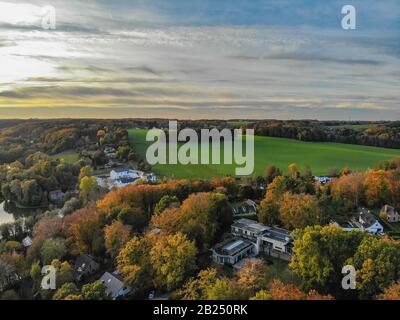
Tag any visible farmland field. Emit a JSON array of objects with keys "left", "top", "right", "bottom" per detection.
[
  {"left": 50, "top": 151, "right": 79, "bottom": 164},
  {"left": 129, "top": 129, "right": 400, "bottom": 179}
]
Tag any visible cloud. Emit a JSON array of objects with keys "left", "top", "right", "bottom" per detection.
[{"left": 0, "top": 1, "right": 399, "bottom": 120}]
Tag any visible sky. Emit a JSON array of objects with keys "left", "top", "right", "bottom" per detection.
[{"left": 0, "top": 0, "right": 399, "bottom": 120}]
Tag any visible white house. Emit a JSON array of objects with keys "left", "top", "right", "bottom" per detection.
[
  {"left": 231, "top": 218, "right": 269, "bottom": 244},
  {"left": 211, "top": 238, "right": 256, "bottom": 265},
  {"left": 212, "top": 219, "right": 293, "bottom": 266},
  {"left": 110, "top": 168, "right": 142, "bottom": 180},
  {"left": 113, "top": 178, "right": 137, "bottom": 188},
  {"left": 337, "top": 209, "right": 384, "bottom": 235},
  {"left": 314, "top": 176, "right": 334, "bottom": 184}
]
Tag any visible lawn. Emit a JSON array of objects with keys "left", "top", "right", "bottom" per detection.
[
  {"left": 50, "top": 150, "right": 79, "bottom": 164},
  {"left": 227, "top": 121, "right": 254, "bottom": 127},
  {"left": 129, "top": 129, "right": 400, "bottom": 179}
]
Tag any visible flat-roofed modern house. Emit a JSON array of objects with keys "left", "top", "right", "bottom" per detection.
[
  {"left": 212, "top": 218, "right": 293, "bottom": 266},
  {"left": 231, "top": 218, "right": 269, "bottom": 243},
  {"left": 258, "top": 226, "right": 293, "bottom": 261},
  {"left": 211, "top": 238, "right": 256, "bottom": 265}
]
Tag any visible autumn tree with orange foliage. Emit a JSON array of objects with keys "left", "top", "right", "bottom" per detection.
[
  {"left": 151, "top": 192, "right": 232, "bottom": 253},
  {"left": 279, "top": 192, "right": 320, "bottom": 229},
  {"left": 97, "top": 179, "right": 214, "bottom": 218},
  {"left": 62, "top": 207, "right": 105, "bottom": 256},
  {"left": 330, "top": 172, "right": 365, "bottom": 210},
  {"left": 236, "top": 259, "right": 270, "bottom": 296},
  {"left": 364, "top": 170, "right": 390, "bottom": 207},
  {"left": 258, "top": 176, "right": 286, "bottom": 225},
  {"left": 104, "top": 221, "right": 131, "bottom": 257},
  {"left": 251, "top": 280, "right": 333, "bottom": 300},
  {"left": 376, "top": 282, "right": 400, "bottom": 300}
]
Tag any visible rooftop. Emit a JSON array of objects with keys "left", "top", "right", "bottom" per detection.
[
  {"left": 99, "top": 271, "right": 125, "bottom": 295},
  {"left": 112, "top": 168, "right": 131, "bottom": 173},
  {"left": 117, "top": 177, "right": 137, "bottom": 184},
  {"left": 213, "top": 237, "right": 254, "bottom": 256},
  {"left": 232, "top": 218, "right": 269, "bottom": 234},
  {"left": 352, "top": 209, "right": 377, "bottom": 229},
  {"left": 262, "top": 227, "right": 292, "bottom": 243},
  {"left": 74, "top": 254, "right": 98, "bottom": 270},
  {"left": 231, "top": 200, "right": 257, "bottom": 215}
]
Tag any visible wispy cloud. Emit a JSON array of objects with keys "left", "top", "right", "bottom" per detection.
[{"left": 0, "top": 1, "right": 399, "bottom": 120}]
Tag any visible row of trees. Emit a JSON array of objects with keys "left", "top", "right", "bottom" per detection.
[
  {"left": 254, "top": 120, "right": 400, "bottom": 149},
  {"left": 258, "top": 162, "right": 400, "bottom": 231}
]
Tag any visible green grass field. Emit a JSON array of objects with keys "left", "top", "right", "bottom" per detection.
[
  {"left": 129, "top": 129, "right": 400, "bottom": 179},
  {"left": 50, "top": 151, "right": 79, "bottom": 164}
]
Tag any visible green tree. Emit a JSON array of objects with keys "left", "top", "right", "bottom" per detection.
[
  {"left": 206, "top": 278, "right": 244, "bottom": 300},
  {"left": 79, "top": 165, "right": 92, "bottom": 180},
  {"left": 154, "top": 195, "right": 179, "bottom": 215},
  {"left": 150, "top": 232, "right": 197, "bottom": 291},
  {"left": 30, "top": 261, "right": 41, "bottom": 282},
  {"left": 79, "top": 176, "right": 100, "bottom": 203},
  {"left": 53, "top": 283, "right": 79, "bottom": 300},
  {"left": 117, "top": 236, "right": 153, "bottom": 291},
  {"left": 290, "top": 225, "right": 366, "bottom": 298},
  {"left": 349, "top": 237, "right": 400, "bottom": 299},
  {"left": 51, "top": 259, "right": 74, "bottom": 287},
  {"left": 40, "top": 239, "right": 66, "bottom": 265},
  {"left": 176, "top": 268, "right": 218, "bottom": 300},
  {"left": 4, "top": 241, "right": 23, "bottom": 253},
  {"left": 81, "top": 280, "right": 110, "bottom": 300}
]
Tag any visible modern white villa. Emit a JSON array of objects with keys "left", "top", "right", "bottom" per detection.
[{"left": 211, "top": 218, "right": 293, "bottom": 266}]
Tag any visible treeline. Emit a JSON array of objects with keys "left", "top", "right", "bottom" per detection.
[
  {"left": 254, "top": 120, "right": 400, "bottom": 149},
  {"left": 0, "top": 119, "right": 132, "bottom": 164},
  {"left": 258, "top": 162, "right": 400, "bottom": 233},
  {"left": 2, "top": 119, "right": 400, "bottom": 166}
]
